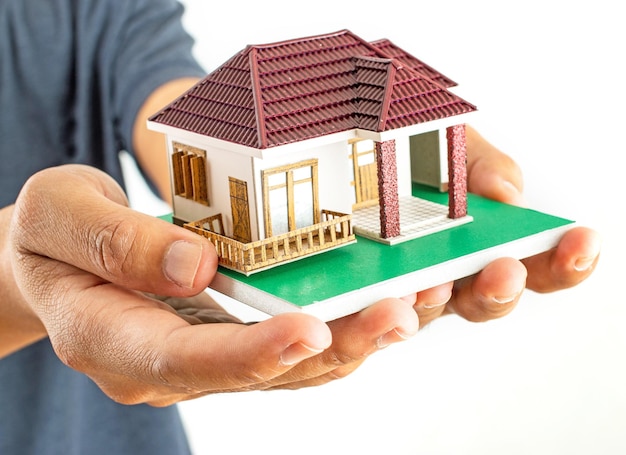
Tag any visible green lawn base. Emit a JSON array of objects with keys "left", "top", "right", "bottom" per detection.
[{"left": 168, "top": 185, "right": 575, "bottom": 321}]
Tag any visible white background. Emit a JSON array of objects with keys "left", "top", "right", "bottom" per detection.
[{"left": 126, "top": 1, "right": 625, "bottom": 453}]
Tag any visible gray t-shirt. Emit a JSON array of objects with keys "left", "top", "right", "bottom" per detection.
[{"left": 0, "top": 0, "right": 205, "bottom": 453}]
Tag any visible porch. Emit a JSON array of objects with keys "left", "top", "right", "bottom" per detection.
[{"left": 352, "top": 195, "right": 473, "bottom": 245}]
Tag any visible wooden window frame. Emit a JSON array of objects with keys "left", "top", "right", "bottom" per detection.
[
  {"left": 261, "top": 159, "right": 319, "bottom": 237},
  {"left": 171, "top": 142, "right": 209, "bottom": 205}
]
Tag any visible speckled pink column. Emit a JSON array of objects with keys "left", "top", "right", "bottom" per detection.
[
  {"left": 376, "top": 139, "right": 400, "bottom": 238},
  {"left": 447, "top": 124, "right": 468, "bottom": 219}
]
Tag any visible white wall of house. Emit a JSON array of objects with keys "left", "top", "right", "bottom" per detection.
[
  {"left": 395, "top": 136, "right": 412, "bottom": 197},
  {"left": 164, "top": 127, "right": 449, "bottom": 242},
  {"left": 437, "top": 129, "right": 450, "bottom": 190},
  {"left": 167, "top": 136, "right": 259, "bottom": 240}
]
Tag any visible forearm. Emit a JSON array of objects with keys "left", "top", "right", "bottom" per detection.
[
  {"left": 133, "top": 77, "right": 200, "bottom": 203},
  {"left": 0, "top": 205, "right": 47, "bottom": 358}
]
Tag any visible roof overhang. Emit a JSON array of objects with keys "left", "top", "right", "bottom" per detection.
[{"left": 148, "top": 109, "right": 476, "bottom": 160}]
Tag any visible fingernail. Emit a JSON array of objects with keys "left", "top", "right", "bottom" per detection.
[
  {"left": 423, "top": 300, "right": 447, "bottom": 309},
  {"left": 377, "top": 327, "right": 415, "bottom": 349},
  {"left": 280, "top": 342, "right": 324, "bottom": 366},
  {"left": 502, "top": 180, "right": 528, "bottom": 207},
  {"left": 574, "top": 234, "right": 601, "bottom": 272},
  {"left": 163, "top": 240, "right": 202, "bottom": 288},
  {"left": 574, "top": 257, "right": 595, "bottom": 272},
  {"left": 492, "top": 292, "right": 521, "bottom": 305},
  {"left": 423, "top": 290, "right": 452, "bottom": 309}
]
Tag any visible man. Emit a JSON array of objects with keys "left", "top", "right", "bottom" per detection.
[{"left": 0, "top": 0, "right": 600, "bottom": 453}]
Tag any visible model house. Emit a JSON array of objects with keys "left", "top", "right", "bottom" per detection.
[{"left": 148, "top": 29, "right": 477, "bottom": 275}]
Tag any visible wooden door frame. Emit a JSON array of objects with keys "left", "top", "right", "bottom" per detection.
[
  {"left": 229, "top": 177, "right": 252, "bottom": 243},
  {"left": 349, "top": 138, "right": 379, "bottom": 210}
]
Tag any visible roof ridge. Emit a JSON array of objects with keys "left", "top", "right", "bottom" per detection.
[
  {"left": 245, "top": 29, "right": 356, "bottom": 50},
  {"left": 370, "top": 38, "right": 457, "bottom": 88},
  {"left": 377, "top": 60, "right": 396, "bottom": 131},
  {"left": 248, "top": 47, "right": 267, "bottom": 148}
]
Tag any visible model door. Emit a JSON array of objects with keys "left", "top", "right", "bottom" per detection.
[
  {"left": 229, "top": 177, "right": 252, "bottom": 243},
  {"left": 409, "top": 130, "right": 445, "bottom": 190},
  {"left": 349, "top": 138, "right": 378, "bottom": 209}
]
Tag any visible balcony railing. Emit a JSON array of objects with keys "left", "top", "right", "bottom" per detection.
[{"left": 184, "top": 209, "right": 356, "bottom": 275}]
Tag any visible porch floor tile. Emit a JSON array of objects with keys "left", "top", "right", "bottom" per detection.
[{"left": 352, "top": 195, "right": 473, "bottom": 245}]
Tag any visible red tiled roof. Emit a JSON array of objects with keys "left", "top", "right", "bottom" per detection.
[
  {"left": 150, "top": 30, "right": 476, "bottom": 149},
  {"left": 369, "top": 38, "right": 457, "bottom": 88}
]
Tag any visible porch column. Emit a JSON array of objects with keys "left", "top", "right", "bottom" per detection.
[
  {"left": 376, "top": 139, "right": 400, "bottom": 239},
  {"left": 447, "top": 124, "right": 468, "bottom": 219}
]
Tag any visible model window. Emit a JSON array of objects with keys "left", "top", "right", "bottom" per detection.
[
  {"left": 171, "top": 142, "right": 209, "bottom": 205},
  {"left": 262, "top": 159, "right": 319, "bottom": 237}
]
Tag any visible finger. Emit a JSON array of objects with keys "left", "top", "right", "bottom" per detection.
[
  {"left": 152, "top": 293, "right": 243, "bottom": 324},
  {"left": 447, "top": 257, "right": 527, "bottom": 322},
  {"left": 264, "top": 298, "right": 420, "bottom": 390},
  {"left": 143, "top": 312, "right": 332, "bottom": 403},
  {"left": 36, "top": 265, "right": 333, "bottom": 404},
  {"left": 523, "top": 226, "right": 601, "bottom": 293},
  {"left": 409, "top": 282, "right": 453, "bottom": 328},
  {"left": 12, "top": 165, "right": 216, "bottom": 297},
  {"left": 466, "top": 125, "right": 527, "bottom": 206}
]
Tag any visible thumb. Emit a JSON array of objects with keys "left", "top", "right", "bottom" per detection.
[{"left": 12, "top": 164, "right": 216, "bottom": 297}]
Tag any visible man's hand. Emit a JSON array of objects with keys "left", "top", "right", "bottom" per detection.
[
  {"left": 409, "top": 126, "right": 601, "bottom": 327},
  {"left": 6, "top": 165, "right": 419, "bottom": 405}
]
